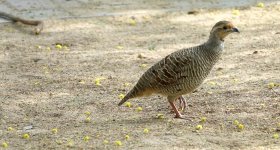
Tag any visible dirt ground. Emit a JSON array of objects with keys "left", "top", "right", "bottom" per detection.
[{"left": 0, "top": 2, "right": 280, "bottom": 150}]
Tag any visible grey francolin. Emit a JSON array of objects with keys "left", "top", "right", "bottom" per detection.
[{"left": 118, "top": 21, "right": 239, "bottom": 118}]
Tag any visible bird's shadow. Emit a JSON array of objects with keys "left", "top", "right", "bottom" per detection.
[{"left": 94, "top": 114, "right": 192, "bottom": 127}]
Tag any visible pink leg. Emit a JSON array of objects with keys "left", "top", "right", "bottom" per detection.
[{"left": 168, "top": 101, "right": 183, "bottom": 118}]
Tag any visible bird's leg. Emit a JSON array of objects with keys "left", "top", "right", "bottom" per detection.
[
  {"left": 178, "top": 96, "right": 187, "bottom": 112},
  {"left": 168, "top": 96, "right": 183, "bottom": 118},
  {"left": 168, "top": 101, "right": 183, "bottom": 118},
  {"left": 168, "top": 96, "right": 186, "bottom": 112}
]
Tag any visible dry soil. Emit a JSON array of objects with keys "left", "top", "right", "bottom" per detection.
[{"left": 0, "top": 3, "right": 280, "bottom": 150}]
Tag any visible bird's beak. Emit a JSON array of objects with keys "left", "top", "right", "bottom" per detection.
[{"left": 232, "top": 27, "right": 239, "bottom": 33}]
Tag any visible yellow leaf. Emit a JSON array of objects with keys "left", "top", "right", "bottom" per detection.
[
  {"left": 2, "top": 142, "right": 9, "bottom": 148},
  {"left": 115, "top": 140, "right": 122, "bottom": 146},
  {"left": 273, "top": 133, "right": 279, "bottom": 139},
  {"left": 79, "top": 80, "right": 85, "bottom": 84},
  {"left": 83, "top": 136, "right": 90, "bottom": 142},
  {"left": 232, "top": 9, "right": 240, "bottom": 16},
  {"left": 85, "top": 111, "right": 91, "bottom": 116},
  {"left": 56, "top": 140, "right": 63, "bottom": 145},
  {"left": 124, "top": 102, "right": 132, "bottom": 107},
  {"left": 208, "top": 81, "right": 216, "bottom": 86},
  {"left": 124, "top": 82, "right": 131, "bottom": 87},
  {"left": 207, "top": 91, "right": 213, "bottom": 94},
  {"left": 51, "top": 128, "right": 58, "bottom": 134},
  {"left": 195, "top": 125, "right": 203, "bottom": 130},
  {"left": 136, "top": 107, "right": 143, "bottom": 112},
  {"left": 143, "top": 128, "right": 149, "bottom": 134},
  {"left": 257, "top": 2, "right": 264, "bottom": 8},
  {"left": 268, "top": 82, "right": 275, "bottom": 89},
  {"left": 139, "top": 64, "right": 147, "bottom": 68},
  {"left": 2, "top": 142, "right": 8, "bottom": 148},
  {"left": 125, "top": 135, "right": 130, "bottom": 140},
  {"left": 94, "top": 77, "right": 105, "bottom": 86},
  {"left": 200, "top": 117, "right": 207, "bottom": 123},
  {"left": 7, "top": 127, "right": 14, "bottom": 131},
  {"left": 116, "top": 45, "right": 123, "bottom": 50},
  {"left": 233, "top": 120, "right": 239, "bottom": 125},
  {"left": 67, "top": 141, "right": 74, "bottom": 147},
  {"left": 128, "top": 19, "right": 136, "bottom": 26},
  {"left": 103, "top": 140, "right": 109, "bottom": 144},
  {"left": 55, "top": 44, "right": 62, "bottom": 49},
  {"left": 156, "top": 114, "right": 165, "bottom": 119},
  {"left": 23, "top": 133, "right": 30, "bottom": 139},
  {"left": 237, "top": 124, "right": 244, "bottom": 131},
  {"left": 118, "top": 94, "right": 125, "bottom": 99},
  {"left": 85, "top": 117, "right": 91, "bottom": 123}
]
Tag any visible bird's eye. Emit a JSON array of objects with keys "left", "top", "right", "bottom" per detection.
[{"left": 223, "top": 26, "right": 228, "bottom": 30}]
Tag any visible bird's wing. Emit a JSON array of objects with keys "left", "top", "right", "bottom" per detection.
[{"left": 141, "top": 47, "right": 196, "bottom": 88}]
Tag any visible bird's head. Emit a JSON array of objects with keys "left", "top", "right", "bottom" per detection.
[{"left": 210, "top": 21, "right": 239, "bottom": 41}]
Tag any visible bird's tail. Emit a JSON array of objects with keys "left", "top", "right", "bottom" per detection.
[{"left": 118, "top": 87, "right": 140, "bottom": 106}]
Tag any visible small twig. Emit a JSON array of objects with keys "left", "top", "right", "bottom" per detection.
[{"left": 0, "top": 11, "right": 44, "bottom": 34}]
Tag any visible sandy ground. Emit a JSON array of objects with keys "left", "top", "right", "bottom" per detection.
[{"left": 0, "top": 3, "right": 280, "bottom": 150}]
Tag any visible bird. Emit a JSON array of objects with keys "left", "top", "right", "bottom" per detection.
[
  {"left": 118, "top": 21, "right": 239, "bottom": 118},
  {"left": 0, "top": 11, "right": 43, "bottom": 34}
]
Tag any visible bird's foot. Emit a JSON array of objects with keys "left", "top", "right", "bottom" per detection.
[
  {"left": 174, "top": 114, "right": 194, "bottom": 121},
  {"left": 174, "top": 114, "right": 183, "bottom": 118}
]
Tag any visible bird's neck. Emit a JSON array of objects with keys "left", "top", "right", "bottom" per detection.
[{"left": 205, "top": 34, "right": 224, "bottom": 52}]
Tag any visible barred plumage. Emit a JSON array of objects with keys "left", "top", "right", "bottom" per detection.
[{"left": 118, "top": 21, "right": 239, "bottom": 118}]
